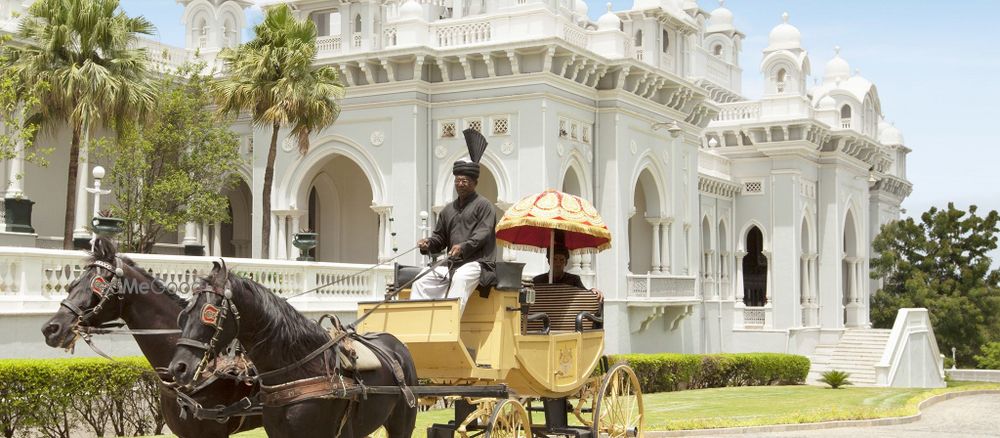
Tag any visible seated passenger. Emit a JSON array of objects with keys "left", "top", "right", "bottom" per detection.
[{"left": 532, "top": 246, "right": 603, "bottom": 302}]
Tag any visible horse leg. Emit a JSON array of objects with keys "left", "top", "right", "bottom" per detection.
[
  {"left": 384, "top": 347, "right": 418, "bottom": 438},
  {"left": 264, "top": 399, "right": 352, "bottom": 438}
]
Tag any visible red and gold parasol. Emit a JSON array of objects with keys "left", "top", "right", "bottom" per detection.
[{"left": 496, "top": 189, "right": 611, "bottom": 254}]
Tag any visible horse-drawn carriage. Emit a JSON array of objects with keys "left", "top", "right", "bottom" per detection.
[
  {"left": 356, "top": 260, "right": 644, "bottom": 438},
  {"left": 43, "top": 190, "right": 643, "bottom": 438}
]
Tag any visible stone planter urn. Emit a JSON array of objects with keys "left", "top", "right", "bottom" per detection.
[
  {"left": 91, "top": 216, "right": 125, "bottom": 238},
  {"left": 293, "top": 232, "right": 318, "bottom": 261}
]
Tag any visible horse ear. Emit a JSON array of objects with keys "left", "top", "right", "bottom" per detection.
[
  {"left": 211, "top": 259, "right": 228, "bottom": 287},
  {"left": 91, "top": 237, "right": 117, "bottom": 262}
]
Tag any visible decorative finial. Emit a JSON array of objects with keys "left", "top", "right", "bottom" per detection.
[
  {"left": 607, "top": 2, "right": 612, "bottom": 12},
  {"left": 834, "top": 46, "right": 841, "bottom": 55},
  {"left": 782, "top": 12, "right": 789, "bottom": 23}
]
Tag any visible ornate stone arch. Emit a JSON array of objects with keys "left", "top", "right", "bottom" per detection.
[
  {"left": 629, "top": 151, "right": 669, "bottom": 218},
  {"left": 279, "top": 134, "right": 387, "bottom": 211},
  {"left": 800, "top": 205, "right": 817, "bottom": 253},
  {"left": 558, "top": 150, "right": 592, "bottom": 200},
  {"left": 737, "top": 220, "right": 770, "bottom": 253},
  {"left": 434, "top": 150, "right": 511, "bottom": 207},
  {"left": 841, "top": 197, "right": 864, "bottom": 258}
]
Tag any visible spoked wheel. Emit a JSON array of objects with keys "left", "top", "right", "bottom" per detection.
[
  {"left": 485, "top": 399, "right": 532, "bottom": 438},
  {"left": 592, "top": 363, "right": 644, "bottom": 438},
  {"left": 366, "top": 426, "right": 387, "bottom": 438}
]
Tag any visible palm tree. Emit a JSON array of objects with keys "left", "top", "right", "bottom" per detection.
[
  {"left": 3, "top": 0, "right": 156, "bottom": 249},
  {"left": 212, "top": 4, "right": 344, "bottom": 258}
]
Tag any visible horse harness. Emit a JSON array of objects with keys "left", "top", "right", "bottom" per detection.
[{"left": 184, "top": 274, "right": 416, "bottom": 410}]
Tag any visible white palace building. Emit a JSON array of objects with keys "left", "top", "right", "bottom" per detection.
[{"left": 0, "top": 0, "right": 944, "bottom": 387}]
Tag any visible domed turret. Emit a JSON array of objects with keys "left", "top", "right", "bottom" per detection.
[
  {"left": 817, "top": 95, "right": 837, "bottom": 111},
  {"left": 766, "top": 12, "right": 801, "bottom": 51},
  {"left": 597, "top": 3, "right": 622, "bottom": 31},
  {"left": 823, "top": 46, "right": 851, "bottom": 84},
  {"left": 707, "top": 0, "right": 735, "bottom": 33},
  {"left": 399, "top": 0, "right": 422, "bottom": 19},
  {"left": 632, "top": 0, "right": 659, "bottom": 10},
  {"left": 574, "top": 0, "right": 589, "bottom": 16},
  {"left": 879, "top": 122, "right": 904, "bottom": 145}
]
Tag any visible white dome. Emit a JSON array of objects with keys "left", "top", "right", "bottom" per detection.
[
  {"left": 817, "top": 95, "right": 836, "bottom": 111},
  {"left": 574, "top": 0, "right": 589, "bottom": 16},
  {"left": 707, "top": 0, "right": 735, "bottom": 33},
  {"left": 399, "top": 0, "right": 422, "bottom": 19},
  {"left": 681, "top": 0, "right": 699, "bottom": 11},
  {"left": 766, "top": 12, "right": 801, "bottom": 51},
  {"left": 880, "top": 123, "right": 904, "bottom": 145},
  {"left": 632, "top": 0, "right": 660, "bottom": 10},
  {"left": 824, "top": 46, "right": 851, "bottom": 84},
  {"left": 597, "top": 3, "right": 621, "bottom": 31}
]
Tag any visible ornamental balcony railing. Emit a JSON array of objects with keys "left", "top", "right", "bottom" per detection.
[
  {"left": 715, "top": 102, "right": 761, "bottom": 122},
  {"left": 625, "top": 273, "right": 697, "bottom": 301},
  {"left": 743, "top": 306, "right": 765, "bottom": 326},
  {"left": 0, "top": 247, "right": 391, "bottom": 314}
]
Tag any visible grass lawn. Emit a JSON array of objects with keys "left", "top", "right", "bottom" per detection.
[{"left": 142, "top": 381, "right": 1000, "bottom": 437}]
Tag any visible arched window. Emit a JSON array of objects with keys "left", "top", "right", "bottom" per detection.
[
  {"left": 354, "top": 14, "right": 362, "bottom": 33},
  {"left": 776, "top": 68, "right": 787, "bottom": 93},
  {"left": 742, "top": 226, "right": 767, "bottom": 307},
  {"left": 634, "top": 29, "right": 643, "bottom": 47},
  {"left": 661, "top": 29, "right": 670, "bottom": 53},
  {"left": 840, "top": 104, "right": 852, "bottom": 119},
  {"left": 713, "top": 44, "right": 723, "bottom": 56}
]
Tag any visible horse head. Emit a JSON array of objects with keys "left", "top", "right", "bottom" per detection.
[
  {"left": 170, "top": 259, "right": 239, "bottom": 388},
  {"left": 41, "top": 237, "right": 154, "bottom": 349}
]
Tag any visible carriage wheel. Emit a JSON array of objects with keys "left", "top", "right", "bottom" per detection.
[
  {"left": 366, "top": 426, "right": 387, "bottom": 438},
  {"left": 592, "top": 363, "right": 644, "bottom": 438},
  {"left": 485, "top": 399, "right": 531, "bottom": 438}
]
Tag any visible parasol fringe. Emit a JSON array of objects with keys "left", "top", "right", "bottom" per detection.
[
  {"left": 496, "top": 216, "right": 611, "bottom": 240},
  {"left": 496, "top": 239, "right": 611, "bottom": 255}
]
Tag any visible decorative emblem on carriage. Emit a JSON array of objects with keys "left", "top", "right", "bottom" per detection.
[
  {"left": 201, "top": 304, "right": 221, "bottom": 327},
  {"left": 434, "top": 145, "right": 448, "bottom": 159},
  {"left": 90, "top": 276, "right": 109, "bottom": 297},
  {"left": 558, "top": 347, "right": 574, "bottom": 376},
  {"left": 370, "top": 130, "right": 385, "bottom": 147},
  {"left": 500, "top": 141, "right": 514, "bottom": 155}
]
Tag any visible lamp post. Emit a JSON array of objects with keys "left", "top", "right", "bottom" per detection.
[
  {"left": 86, "top": 166, "right": 112, "bottom": 239},
  {"left": 951, "top": 347, "right": 957, "bottom": 370}
]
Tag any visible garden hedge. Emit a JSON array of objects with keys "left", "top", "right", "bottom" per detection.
[
  {"left": 0, "top": 357, "right": 163, "bottom": 438},
  {"left": 609, "top": 352, "right": 811, "bottom": 393}
]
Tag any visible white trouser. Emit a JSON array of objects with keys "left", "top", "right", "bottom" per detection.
[{"left": 410, "top": 262, "right": 481, "bottom": 310}]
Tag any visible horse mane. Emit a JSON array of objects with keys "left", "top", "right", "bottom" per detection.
[
  {"left": 87, "top": 237, "right": 188, "bottom": 309},
  {"left": 227, "top": 275, "right": 330, "bottom": 361}
]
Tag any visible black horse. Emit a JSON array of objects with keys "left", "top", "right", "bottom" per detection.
[
  {"left": 169, "top": 261, "right": 418, "bottom": 438},
  {"left": 41, "top": 237, "right": 263, "bottom": 437}
]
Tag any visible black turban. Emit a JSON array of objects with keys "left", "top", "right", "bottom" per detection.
[{"left": 454, "top": 128, "right": 488, "bottom": 180}]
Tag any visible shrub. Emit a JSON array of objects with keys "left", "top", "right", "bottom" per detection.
[
  {"left": 974, "top": 342, "right": 1000, "bottom": 370},
  {"left": 609, "top": 352, "right": 810, "bottom": 393},
  {"left": 0, "top": 357, "right": 162, "bottom": 438},
  {"left": 819, "top": 370, "right": 852, "bottom": 389}
]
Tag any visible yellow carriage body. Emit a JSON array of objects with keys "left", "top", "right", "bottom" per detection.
[{"left": 356, "top": 289, "right": 604, "bottom": 398}]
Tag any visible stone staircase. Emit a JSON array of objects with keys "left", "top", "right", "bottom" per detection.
[{"left": 807, "top": 328, "right": 892, "bottom": 386}]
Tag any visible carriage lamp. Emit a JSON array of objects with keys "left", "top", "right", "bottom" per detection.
[{"left": 651, "top": 120, "right": 682, "bottom": 138}]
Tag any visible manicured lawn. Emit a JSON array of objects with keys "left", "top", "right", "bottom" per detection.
[{"left": 143, "top": 381, "right": 1000, "bottom": 436}]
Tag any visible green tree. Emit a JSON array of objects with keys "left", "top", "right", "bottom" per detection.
[
  {"left": 870, "top": 203, "right": 1000, "bottom": 366},
  {"left": 0, "top": 38, "right": 51, "bottom": 185},
  {"left": 211, "top": 4, "right": 344, "bottom": 258},
  {"left": 2, "top": 0, "right": 156, "bottom": 249},
  {"left": 100, "top": 62, "right": 242, "bottom": 253}
]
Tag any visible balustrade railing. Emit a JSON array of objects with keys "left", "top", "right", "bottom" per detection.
[{"left": 625, "top": 273, "right": 696, "bottom": 300}]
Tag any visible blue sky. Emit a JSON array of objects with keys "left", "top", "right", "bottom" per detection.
[{"left": 122, "top": 0, "right": 1000, "bottom": 225}]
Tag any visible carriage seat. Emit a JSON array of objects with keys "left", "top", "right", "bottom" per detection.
[{"left": 525, "top": 283, "right": 603, "bottom": 334}]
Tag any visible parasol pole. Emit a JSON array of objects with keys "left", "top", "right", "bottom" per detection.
[{"left": 549, "top": 229, "right": 554, "bottom": 283}]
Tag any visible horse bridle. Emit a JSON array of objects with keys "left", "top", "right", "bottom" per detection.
[
  {"left": 60, "top": 258, "right": 127, "bottom": 331},
  {"left": 176, "top": 277, "right": 242, "bottom": 384}
]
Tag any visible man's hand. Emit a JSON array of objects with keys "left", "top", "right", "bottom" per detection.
[
  {"left": 591, "top": 288, "right": 604, "bottom": 302},
  {"left": 449, "top": 244, "right": 463, "bottom": 258},
  {"left": 417, "top": 238, "right": 430, "bottom": 251}
]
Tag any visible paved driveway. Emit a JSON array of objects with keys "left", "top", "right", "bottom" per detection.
[{"left": 747, "top": 393, "right": 1000, "bottom": 438}]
